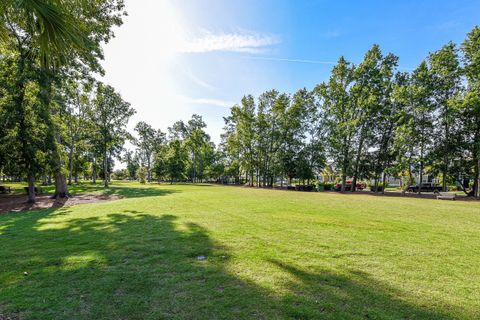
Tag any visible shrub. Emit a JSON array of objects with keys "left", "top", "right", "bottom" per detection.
[
  {"left": 323, "top": 183, "right": 334, "bottom": 191},
  {"left": 137, "top": 167, "right": 148, "bottom": 184},
  {"left": 370, "top": 185, "right": 384, "bottom": 192}
]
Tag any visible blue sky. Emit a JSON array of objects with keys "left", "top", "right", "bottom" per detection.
[{"left": 101, "top": 0, "right": 480, "bottom": 145}]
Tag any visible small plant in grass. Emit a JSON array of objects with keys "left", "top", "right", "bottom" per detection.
[{"left": 137, "top": 166, "right": 148, "bottom": 184}]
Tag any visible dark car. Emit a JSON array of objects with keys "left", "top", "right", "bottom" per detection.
[
  {"left": 334, "top": 179, "right": 367, "bottom": 191},
  {"left": 406, "top": 183, "right": 442, "bottom": 193}
]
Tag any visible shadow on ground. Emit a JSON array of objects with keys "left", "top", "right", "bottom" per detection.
[
  {"left": 0, "top": 185, "right": 178, "bottom": 215},
  {"left": 0, "top": 208, "right": 454, "bottom": 319},
  {"left": 102, "top": 186, "right": 178, "bottom": 199}
]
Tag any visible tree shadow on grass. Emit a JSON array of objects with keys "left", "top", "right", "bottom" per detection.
[
  {"left": 102, "top": 186, "right": 179, "bottom": 199},
  {"left": 266, "top": 259, "right": 454, "bottom": 319},
  {"left": 0, "top": 185, "right": 179, "bottom": 215},
  {"left": 0, "top": 209, "right": 456, "bottom": 319}
]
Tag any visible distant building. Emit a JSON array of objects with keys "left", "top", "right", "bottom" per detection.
[{"left": 317, "top": 162, "right": 439, "bottom": 187}]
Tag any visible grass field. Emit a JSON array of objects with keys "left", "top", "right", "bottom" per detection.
[{"left": 1, "top": 182, "right": 479, "bottom": 319}]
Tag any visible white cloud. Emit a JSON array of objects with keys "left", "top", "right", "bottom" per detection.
[
  {"left": 321, "top": 30, "right": 341, "bottom": 38},
  {"left": 180, "top": 31, "right": 280, "bottom": 54},
  {"left": 179, "top": 65, "right": 217, "bottom": 90},
  {"left": 244, "top": 56, "right": 336, "bottom": 64},
  {"left": 182, "top": 96, "right": 235, "bottom": 108}
]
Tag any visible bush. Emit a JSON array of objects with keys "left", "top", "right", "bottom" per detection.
[
  {"left": 370, "top": 185, "right": 384, "bottom": 192},
  {"left": 323, "top": 183, "right": 334, "bottom": 191},
  {"left": 136, "top": 167, "right": 148, "bottom": 184},
  {"left": 112, "top": 169, "right": 127, "bottom": 180},
  {"left": 295, "top": 185, "right": 315, "bottom": 192}
]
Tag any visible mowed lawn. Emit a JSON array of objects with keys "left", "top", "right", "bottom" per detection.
[{"left": 1, "top": 183, "right": 479, "bottom": 319}]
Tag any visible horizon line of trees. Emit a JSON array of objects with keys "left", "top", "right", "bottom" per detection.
[
  {"left": 1, "top": 5, "right": 480, "bottom": 200},
  {"left": 217, "top": 27, "right": 480, "bottom": 197},
  {"left": 124, "top": 26, "right": 480, "bottom": 198}
]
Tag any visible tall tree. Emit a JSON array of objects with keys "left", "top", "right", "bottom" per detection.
[
  {"left": 350, "top": 45, "right": 398, "bottom": 191},
  {"left": 169, "top": 114, "right": 211, "bottom": 182},
  {"left": 400, "top": 61, "right": 435, "bottom": 193},
  {"left": 225, "top": 96, "right": 257, "bottom": 186},
  {"left": 61, "top": 80, "right": 92, "bottom": 185},
  {"left": 428, "top": 42, "right": 462, "bottom": 191},
  {"left": 0, "top": 46, "right": 51, "bottom": 202},
  {"left": 317, "top": 56, "right": 356, "bottom": 191},
  {"left": 134, "top": 121, "right": 165, "bottom": 182},
  {"left": 90, "top": 83, "right": 135, "bottom": 187},
  {"left": 165, "top": 139, "right": 188, "bottom": 183},
  {"left": 459, "top": 27, "right": 480, "bottom": 197},
  {"left": 1, "top": 0, "right": 126, "bottom": 199}
]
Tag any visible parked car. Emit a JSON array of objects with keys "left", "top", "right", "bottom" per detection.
[
  {"left": 334, "top": 180, "right": 367, "bottom": 191},
  {"left": 406, "top": 182, "right": 442, "bottom": 193},
  {"left": 295, "top": 184, "right": 315, "bottom": 192}
]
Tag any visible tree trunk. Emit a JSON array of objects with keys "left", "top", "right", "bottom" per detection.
[
  {"left": 27, "top": 174, "right": 36, "bottom": 204},
  {"left": 92, "top": 157, "right": 97, "bottom": 184},
  {"left": 341, "top": 174, "right": 347, "bottom": 192},
  {"left": 341, "top": 148, "right": 349, "bottom": 192},
  {"left": 373, "top": 175, "right": 379, "bottom": 193},
  {"left": 472, "top": 129, "right": 480, "bottom": 197},
  {"left": 52, "top": 137, "right": 69, "bottom": 198},
  {"left": 418, "top": 142, "right": 424, "bottom": 195},
  {"left": 351, "top": 125, "right": 366, "bottom": 192},
  {"left": 54, "top": 171, "right": 68, "bottom": 198},
  {"left": 381, "top": 172, "right": 387, "bottom": 195},
  {"left": 103, "top": 152, "right": 109, "bottom": 188},
  {"left": 68, "top": 146, "right": 74, "bottom": 185},
  {"left": 418, "top": 160, "right": 423, "bottom": 195},
  {"left": 442, "top": 105, "right": 450, "bottom": 192},
  {"left": 53, "top": 163, "right": 68, "bottom": 198},
  {"left": 147, "top": 156, "right": 152, "bottom": 182},
  {"left": 192, "top": 151, "right": 197, "bottom": 183},
  {"left": 473, "top": 155, "right": 479, "bottom": 198}
]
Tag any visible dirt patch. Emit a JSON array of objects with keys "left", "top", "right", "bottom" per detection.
[
  {"left": 0, "top": 193, "right": 121, "bottom": 215},
  {"left": 0, "top": 314, "right": 22, "bottom": 320}
]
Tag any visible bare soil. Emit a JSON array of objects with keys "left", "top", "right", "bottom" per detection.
[
  {"left": 0, "top": 314, "right": 22, "bottom": 320},
  {"left": 0, "top": 193, "right": 121, "bottom": 215}
]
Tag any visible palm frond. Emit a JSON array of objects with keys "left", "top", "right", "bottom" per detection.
[{"left": 4, "top": 0, "right": 91, "bottom": 67}]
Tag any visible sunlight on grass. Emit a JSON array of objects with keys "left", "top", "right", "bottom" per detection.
[{"left": 62, "top": 252, "right": 107, "bottom": 271}]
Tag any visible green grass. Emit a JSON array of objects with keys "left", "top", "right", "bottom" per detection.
[{"left": 1, "top": 182, "right": 480, "bottom": 319}]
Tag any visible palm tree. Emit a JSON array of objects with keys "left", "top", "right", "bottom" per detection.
[{"left": 0, "top": 0, "right": 90, "bottom": 67}]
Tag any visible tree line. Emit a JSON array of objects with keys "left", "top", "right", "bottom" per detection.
[
  {"left": 1, "top": 1, "right": 479, "bottom": 200},
  {"left": 217, "top": 28, "right": 480, "bottom": 197},
  {"left": 126, "top": 26, "right": 480, "bottom": 199},
  {"left": 0, "top": 0, "right": 133, "bottom": 202}
]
